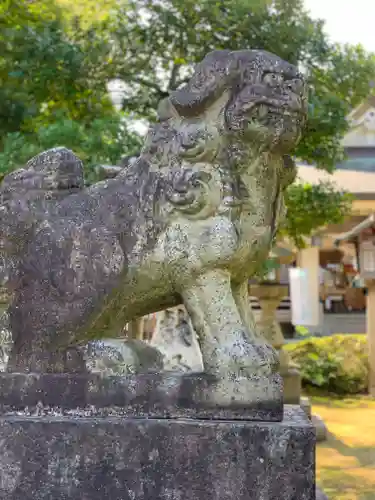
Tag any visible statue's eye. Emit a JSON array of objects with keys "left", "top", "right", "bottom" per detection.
[{"left": 263, "top": 73, "right": 284, "bottom": 86}]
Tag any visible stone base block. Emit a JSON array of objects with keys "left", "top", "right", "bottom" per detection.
[
  {"left": 0, "top": 372, "right": 282, "bottom": 421},
  {"left": 281, "top": 367, "right": 301, "bottom": 404},
  {"left": 0, "top": 405, "right": 315, "bottom": 500}
]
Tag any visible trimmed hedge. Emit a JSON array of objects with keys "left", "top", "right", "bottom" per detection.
[{"left": 285, "top": 334, "right": 369, "bottom": 395}]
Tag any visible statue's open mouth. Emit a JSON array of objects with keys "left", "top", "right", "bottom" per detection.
[
  {"left": 246, "top": 92, "right": 305, "bottom": 121},
  {"left": 256, "top": 103, "right": 303, "bottom": 119}
]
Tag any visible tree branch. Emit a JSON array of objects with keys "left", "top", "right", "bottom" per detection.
[
  {"left": 133, "top": 77, "right": 165, "bottom": 95},
  {"left": 168, "top": 62, "right": 180, "bottom": 91}
]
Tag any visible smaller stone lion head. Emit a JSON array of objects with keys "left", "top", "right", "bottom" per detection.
[
  {"left": 0, "top": 147, "right": 84, "bottom": 257},
  {"left": 145, "top": 49, "right": 307, "bottom": 170}
]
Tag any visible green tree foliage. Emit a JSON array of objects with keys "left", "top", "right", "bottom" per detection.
[
  {"left": 102, "top": 0, "right": 375, "bottom": 169},
  {"left": 0, "top": 0, "right": 365, "bottom": 241},
  {"left": 282, "top": 181, "right": 353, "bottom": 248},
  {"left": 0, "top": 114, "right": 142, "bottom": 182},
  {"left": 95, "top": 0, "right": 358, "bottom": 243},
  {"left": 299, "top": 44, "right": 375, "bottom": 169},
  {"left": 0, "top": 0, "right": 140, "bottom": 177},
  {"left": 56, "top": 0, "right": 117, "bottom": 25},
  {"left": 286, "top": 335, "right": 369, "bottom": 395},
  {"left": 0, "top": 0, "right": 113, "bottom": 135}
]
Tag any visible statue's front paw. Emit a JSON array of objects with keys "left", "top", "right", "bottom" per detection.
[
  {"left": 196, "top": 330, "right": 282, "bottom": 408},
  {"left": 244, "top": 340, "right": 280, "bottom": 376},
  {"left": 221, "top": 329, "right": 279, "bottom": 378}
]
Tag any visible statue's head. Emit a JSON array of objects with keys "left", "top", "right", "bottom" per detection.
[{"left": 153, "top": 49, "right": 307, "bottom": 166}]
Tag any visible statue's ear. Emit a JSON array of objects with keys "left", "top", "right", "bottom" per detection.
[
  {"left": 169, "top": 50, "right": 233, "bottom": 118},
  {"left": 157, "top": 98, "right": 179, "bottom": 122}
]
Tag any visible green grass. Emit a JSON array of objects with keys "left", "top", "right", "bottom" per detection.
[{"left": 313, "top": 394, "right": 375, "bottom": 499}]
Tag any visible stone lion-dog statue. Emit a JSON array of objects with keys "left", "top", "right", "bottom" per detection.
[{"left": 0, "top": 49, "right": 307, "bottom": 406}]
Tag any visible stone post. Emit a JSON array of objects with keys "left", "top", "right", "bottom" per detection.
[
  {"left": 128, "top": 317, "right": 145, "bottom": 340},
  {"left": 251, "top": 284, "right": 301, "bottom": 404}
]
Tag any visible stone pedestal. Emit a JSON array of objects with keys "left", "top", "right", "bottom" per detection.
[
  {"left": 251, "top": 284, "right": 302, "bottom": 404},
  {"left": 0, "top": 372, "right": 283, "bottom": 421},
  {"left": 0, "top": 373, "right": 315, "bottom": 500}
]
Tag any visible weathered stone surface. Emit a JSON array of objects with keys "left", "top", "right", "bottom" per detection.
[
  {"left": 1, "top": 330, "right": 164, "bottom": 376},
  {"left": 300, "top": 396, "right": 312, "bottom": 418},
  {"left": 0, "top": 49, "right": 307, "bottom": 407},
  {"left": 0, "top": 372, "right": 282, "bottom": 420},
  {"left": 0, "top": 310, "right": 11, "bottom": 371},
  {"left": 151, "top": 306, "right": 204, "bottom": 372},
  {"left": 0, "top": 405, "right": 315, "bottom": 500},
  {"left": 84, "top": 339, "right": 164, "bottom": 375},
  {"left": 282, "top": 367, "right": 302, "bottom": 404},
  {"left": 312, "top": 414, "right": 328, "bottom": 442}
]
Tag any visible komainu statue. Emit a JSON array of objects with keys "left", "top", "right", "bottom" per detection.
[{"left": 0, "top": 49, "right": 307, "bottom": 405}]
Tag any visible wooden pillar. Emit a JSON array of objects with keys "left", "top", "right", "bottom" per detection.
[
  {"left": 366, "top": 280, "right": 375, "bottom": 397},
  {"left": 128, "top": 318, "right": 145, "bottom": 340}
]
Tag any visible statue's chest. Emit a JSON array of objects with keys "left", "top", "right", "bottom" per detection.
[{"left": 228, "top": 171, "right": 282, "bottom": 270}]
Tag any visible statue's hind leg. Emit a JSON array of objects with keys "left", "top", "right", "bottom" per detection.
[
  {"left": 7, "top": 292, "right": 89, "bottom": 373},
  {"left": 6, "top": 223, "right": 125, "bottom": 374},
  {"left": 7, "top": 344, "right": 86, "bottom": 373}
]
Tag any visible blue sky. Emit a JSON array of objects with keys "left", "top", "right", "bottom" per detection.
[{"left": 304, "top": 0, "right": 375, "bottom": 52}]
